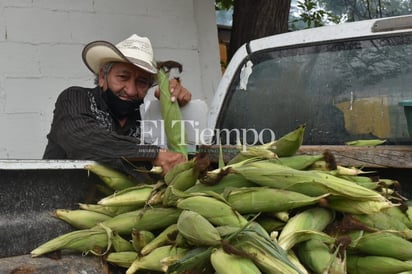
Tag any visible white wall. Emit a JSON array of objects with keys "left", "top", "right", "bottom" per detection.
[{"left": 0, "top": 0, "right": 222, "bottom": 159}]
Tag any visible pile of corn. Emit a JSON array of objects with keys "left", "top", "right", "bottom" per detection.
[{"left": 31, "top": 125, "right": 412, "bottom": 274}]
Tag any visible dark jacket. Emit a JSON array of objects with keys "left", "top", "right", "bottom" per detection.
[{"left": 43, "top": 86, "right": 159, "bottom": 177}]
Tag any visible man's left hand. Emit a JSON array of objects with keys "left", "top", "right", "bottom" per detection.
[{"left": 154, "top": 78, "right": 192, "bottom": 106}]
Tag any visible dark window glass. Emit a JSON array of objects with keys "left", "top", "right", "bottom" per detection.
[{"left": 216, "top": 34, "right": 412, "bottom": 145}]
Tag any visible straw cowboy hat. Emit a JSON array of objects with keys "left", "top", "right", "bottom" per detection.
[{"left": 82, "top": 34, "right": 158, "bottom": 75}]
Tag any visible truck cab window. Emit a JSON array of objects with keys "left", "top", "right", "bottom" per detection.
[{"left": 216, "top": 34, "right": 412, "bottom": 146}]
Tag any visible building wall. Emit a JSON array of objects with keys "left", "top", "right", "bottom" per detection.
[{"left": 0, "top": 0, "right": 222, "bottom": 159}]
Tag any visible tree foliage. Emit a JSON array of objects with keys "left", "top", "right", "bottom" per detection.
[{"left": 214, "top": 0, "right": 412, "bottom": 61}]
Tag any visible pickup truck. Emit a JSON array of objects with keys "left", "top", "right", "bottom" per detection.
[{"left": 1, "top": 14, "right": 412, "bottom": 273}]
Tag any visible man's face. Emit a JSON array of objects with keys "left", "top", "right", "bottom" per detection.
[{"left": 99, "top": 62, "right": 153, "bottom": 100}]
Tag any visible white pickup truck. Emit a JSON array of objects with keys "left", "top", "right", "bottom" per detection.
[
  {"left": 2, "top": 14, "right": 412, "bottom": 273},
  {"left": 175, "top": 14, "right": 412, "bottom": 168}
]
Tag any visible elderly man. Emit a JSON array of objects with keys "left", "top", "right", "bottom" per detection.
[{"left": 43, "top": 34, "right": 192, "bottom": 177}]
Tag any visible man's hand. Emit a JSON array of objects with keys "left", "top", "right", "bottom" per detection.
[
  {"left": 152, "top": 149, "right": 187, "bottom": 175},
  {"left": 154, "top": 78, "right": 192, "bottom": 106}
]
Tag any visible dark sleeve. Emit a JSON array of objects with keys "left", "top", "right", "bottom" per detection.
[{"left": 47, "top": 87, "right": 159, "bottom": 163}]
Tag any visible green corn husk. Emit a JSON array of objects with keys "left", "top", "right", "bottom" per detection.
[
  {"left": 31, "top": 228, "right": 109, "bottom": 257},
  {"left": 232, "top": 229, "right": 303, "bottom": 274},
  {"left": 323, "top": 196, "right": 394, "bottom": 215},
  {"left": 232, "top": 160, "right": 386, "bottom": 201},
  {"left": 165, "top": 154, "right": 210, "bottom": 191},
  {"left": 176, "top": 195, "right": 248, "bottom": 227},
  {"left": 111, "top": 231, "right": 135, "bottom": 252},
  {"left": 126, "top": 245, "right": 188, "bottom": 274},
  {"left": 270, "top": 124, "right": 305, "bottom": 157},
  {"left": 97, "top": 185, "right": 154, "bottom": 207},
  {"left": 350, "top": 209, "right": 412, "bottom": 232},
  {"left": 78, "top": 203, "right": 140, "bottom": 217},
  {"left": 385, "top": 206, "right": 412, "bottom": 229},
  {"left": 164, "top": 160, "right": 195, "bottom": 184},
  {"left": 227, "top": 147, "right": 276, "bottom": 165},
  {"left": 224, "top": 187, "right": 329, "bottom": 214},
  {"left": 351, "top": 231, "right": 412, "bottom": 260},
  {"left": 177, "top": 210, "right": 222, "bottom": 247},
  {"left": 95, "top": 207, "right": 182, "bottom": 235},
  {"left": 140, "top": 224, "right": 178, "bottom": 256},
  {"left": 346, "top": 255, "right": 412, "bottom": 274},
  {"left": 131, "top": 229, "right": 155, "bottom": 253},
  {"left": 157, "top": 68, "right": 187, "bottom": 158},
  {"left": 84, "top": 164, "right": 141, "bottom": 191},
  {"left": 297, "top": 238, "right": 335, "bottom": 273},
  {"left": 186, "top": 173, "right": 256, "bottom": 194},
  {"left": 210, "top": 247, "right": 262, "bottom": 274},
  {"left": 337, "top": 175, "right": 379, "bottom": 190},
  {"left": 287, "top": 250, "right": 310, "bottom": 274},
  {"left": 167, "top": 246, "right": 214, "bottom": 274},
  {"left": 274, "top": 154, "right": 325, "bottom": 170},
  {"left": 166, "top": 163, "right": 197, "bottom": 190},
  {"left": 345, "top": 139, "right": 386, "bottom": 146},
  {"left": 168, "top": 166, "right": 198, "bottom": 191},
  {"left": 106, "top": 251, "right": 138, "bottom": 268},
  {"left": 52, "top": 209, "right": 112, "bottom": 229},
  {"left": 278, "top": 207, "right": 335, "bottom": 251}
]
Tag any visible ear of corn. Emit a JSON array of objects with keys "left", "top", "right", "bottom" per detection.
[
  {"left": 225, "top": 187, "right": 329, "bottom": 214},
  {"left": 167, "top": 165, "right": 199, "bottom": 191},
  {"left": 186, "top": 173, "right": 256, "bottom": 194},
  {"left": 352, "top": 231, "right": 412, "bottom": 260},
  {"left": 270, "top": 124, "right": 305, "bottom": 157},
  {"left": 334, "top": 165, "right": 375, "bottom": 176},
  {"left": 323, "top": 197, "right": 394, "bottom": 215},
  {"left": 131, "top": 229, "right": 155, "bottom": 253},
  {"left": 280, "top": 230, "right": 336, "bottom": 251},
  {"left": 350, "top": 210, "right": 412, "bottom": 231},
  {"left": 337, "top": 175, "right": 379, "bottom": 190},
  {"left": 111, "top": 231, "right": 135, "bottom": 252},
  {"left": 84, "top": 164, "right": 140, "bottom": 190},
  {"left": 126, "top": 245, "right": 188, "bottom": 274},
  {"left": 384, "top": 206, "right": 412, "bottom": 229},
  {"left": 176, "top": 210, "right": 222, "bottom": 246},
  {"left": 167, "top": 246, "right": 214, "bottom": 274},
  {"left": 106, "top": 251, "right": 138, "bottom": 268},
  {"left": 95, "top": 207, "right": 182, "bottom": 235},
  {"left": 345, "top": 139, "right": 386, "bottom": 146},
  {"left": 233, "top": 160, "right": 386, "bottom": 201},
  {"left": 165, "top": 154, "right": 210, "bottom": 191},
  {"left": 157, "top": 68, "right": 187, "bottom": 158},
  {"left": 346, "top": 255, "right": 412, "bottom": 274},
  {"left": 278, "top": 207, "right": 335, "bottom": 250},
  {"left": 78, "top": 203, "right": 139, "bottom": 217},
  {"left": 176, "top": 195, "right": 248, "bottom": 227},
  {"left": 274, "top": 154, "right": 325, "bottom": 170},
  {"left": 97, "top": 185, "right": 154, "bottom": 206},
  {"left": 140, "top": 224, "right": 178, "bottom": 256},
  {"left": 297, "top": 238, "right": 335, "bottom": 273},
  {"left": 228, "top": 147, "right": 276, "bottom": 165},
  {"left": 233, "top": 230, "right": 302, "bottom": 274},
  {"left": 164, "top": 159, "right": 196, "bottom": 185},
  {"left": 287, "top": 250, "right": 310, "bottom": 274},
  {"left": 30, "top": 229, "right": 109, "bottom": 257},
  {"left": 52, "top": 209, "right": 111, "bottom": 229},
  {"left": 210, "top": 247, "right": 262, "bottom": 274}
]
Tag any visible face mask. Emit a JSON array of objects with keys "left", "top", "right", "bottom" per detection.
[{"left": 102, "top": 88, "right": 143, "bottom": 120}]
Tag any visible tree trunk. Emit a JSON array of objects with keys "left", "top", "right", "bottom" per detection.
[{"left": 228, "top": 0, "right": 291, "bottom": 60}]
